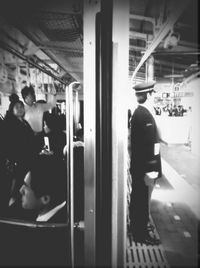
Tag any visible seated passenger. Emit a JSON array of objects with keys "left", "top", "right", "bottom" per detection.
[
  {"left": 73, "top": 128, "right": 84, "bottom": 147},
  {"left": 19, "top": 155, "right": 68, "bottom": 223},
  {"left": 41, "top": 113, "right": 66, "bottom": 159},
  {"left": 63, "top": 127, "right": 84, "bottom": 156},
  {"left": 73, "top": 143, "right": 84, "bottom": 222},
  {"left": 63, "top": 128, "right": 84, "bottom": 222}
]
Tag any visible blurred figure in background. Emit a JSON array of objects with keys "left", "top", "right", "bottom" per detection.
[
  {"left": 41, "top": 113, "right": 66, "bottom": 159},
  {"left": 63, "top": 127, "right": 84, "bottom": 223},
  {"left": 0, "top": 111, "right": 9, "bottom": 213},
  {"left": 73, "top": 128, "right": 84, "bottom": 223},
  {"left": 3, "top": 93, "right": 37, "bottom": 205},
  {"left": 21, "top": 85, "right": 56, "bottom": 153}
]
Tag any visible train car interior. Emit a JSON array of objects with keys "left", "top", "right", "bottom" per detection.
[{"left": 0, "top": 0, "right": 199, "bottom": 267}]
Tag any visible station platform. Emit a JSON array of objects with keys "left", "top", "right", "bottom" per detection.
[{"left": 127, "top": 142, "right": 200, "bottom": 268}]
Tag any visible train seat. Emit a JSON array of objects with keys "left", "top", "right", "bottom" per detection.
[{"left": 0, "top": 218, "right": 70, "bottom": 266}]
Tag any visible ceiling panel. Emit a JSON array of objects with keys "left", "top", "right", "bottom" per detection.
[{"left": 0, "top": 0, "right": 199, "bottom": 94}]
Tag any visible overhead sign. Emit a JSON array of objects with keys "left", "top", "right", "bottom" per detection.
[{"left": 162, "top": 91, "right": 194, "bottom": 98}]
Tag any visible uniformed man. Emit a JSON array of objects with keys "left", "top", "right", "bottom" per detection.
[{"left": 129, "top": 81, "right": 162, "bottom": 245}]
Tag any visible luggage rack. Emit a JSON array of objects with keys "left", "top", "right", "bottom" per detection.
[{"left": 127, "top": 219, "right": 169, "bottom": 268}]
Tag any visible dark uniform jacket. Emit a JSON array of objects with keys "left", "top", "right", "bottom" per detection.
[{"left": 130, "top": 105, "right": 162, "bottom": 180}]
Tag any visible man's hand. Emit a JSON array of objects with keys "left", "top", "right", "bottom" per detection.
[
  {"left": 40, "top": 149, "right": 54, "bottom": 156},
  {"left": 146, "top": 171, "right": 158, "bottom": 179},
  {"left": 144, "top": 171, "right": 158, "bottom": 186}
]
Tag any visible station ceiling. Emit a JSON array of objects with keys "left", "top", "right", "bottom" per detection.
[
  {"left": 0, "top": 0, "right": 199, "bottom": 95},
  {"left": 129, "top": 0, "right": 199, "bottom": 83}
]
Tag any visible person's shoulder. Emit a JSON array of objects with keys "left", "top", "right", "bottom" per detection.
[
  {"left": 134, "top": 105, "right": 146, "bottom": 113},
  {"left": 34, "top": 102, "right": 43, "bottom": 108},
  {"left": 133, "top": 105, "right": 148, "bottom": 119},
  {"left": 4, "top": 114, "right": 17, "bottom": 126},
  {"left": 36, "top": 100, "right": 55, "bottom": 112},
  {"left": 24, "top": 103, "right": 29, "bottom": 111}
]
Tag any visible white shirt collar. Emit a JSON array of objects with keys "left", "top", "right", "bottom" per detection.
[{"left": 36, "top": 201, "right": 66, "bottom": 222}]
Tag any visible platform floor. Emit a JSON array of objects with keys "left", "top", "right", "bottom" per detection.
[
  {"left": 127, "top": 217, "right": 170, "bottom": 268},
  {"left": 127, "top": 142, "right": 199, "bottom": 268}
]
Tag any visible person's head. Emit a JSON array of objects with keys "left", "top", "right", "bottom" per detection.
[
  {"left": 8, "top": 94, "right": 25, "bottom": 119},
  {"left": 133, "top": 81, "right": 156, "bottom": 105},
  {"left": 20, "top": 155, "right": 67, "bottom": 213},
  {"left": 21, "top": 85, "right": 36, "bottom": 106}
]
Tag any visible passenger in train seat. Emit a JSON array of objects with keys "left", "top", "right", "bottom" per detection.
[
  {"left": 73, "top": 127, "right": 84, "bottom": 147},
  {"left": 73, "top": 128, "right": 84, "bottom": 222},
  {"left": 41, "top": 112, "right": 66, "bottom": 159},
  {"left": 19, "top": 154, "right": 68, "bottom": 223},
  {"left": 63, "top": 127, "right": 84, "bottom": 223},
  {"left": 3, "top": 93, "right": 37, "bottom": 207},
  {"left": 21, "top": 85, "right": 56, "bottom": 153},
  {"left": 129, "top": 81, "right": 162, "bottom": 245}
]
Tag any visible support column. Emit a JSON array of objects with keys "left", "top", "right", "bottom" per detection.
[
  {"left": 83, "top": 1, "right": 100, "bottom": 266},
  {"left": 112, "top": 0, "right": 129, "bottom": 267}
]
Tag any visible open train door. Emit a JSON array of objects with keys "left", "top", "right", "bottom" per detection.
[{"left": 83, "top": 0, "right": 129, "bottom": 267}]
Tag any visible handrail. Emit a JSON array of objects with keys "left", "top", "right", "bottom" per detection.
[
  {"left": 0, "top": 217, "right": 68, "bottom": 228},
  {"left": 0, "top": 40, "right": 67, "bottom": 85},
  {"left": 66, "top": 81, "right": 80, "bottom": 268}
]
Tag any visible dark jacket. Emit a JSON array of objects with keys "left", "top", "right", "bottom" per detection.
[
  {"left": 3, "top": 114, "right": 36, "bottom": 165},
  {"left": 43, "top": 130, "right": 66, "bottom": 159},
  {"left": 130, "top": 105, "right": 162, "bottom": 179},
  {"left": 3, "top": 114, "right": 37, "bottom": 197}
]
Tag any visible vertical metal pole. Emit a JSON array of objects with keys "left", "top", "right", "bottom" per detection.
[
  {"left": 66, "top": 81, "right": 79, "bottom": 268},
  {"left": 65, "top": 84, "right": 71, "bottom": 266},
  {"left": 26, "top": 62, "right": 30, "bottom": 86},
  {"left": 74, "top": 90, "right": 79, "bottom": 136},
  {"left": 112, "top": 0, "right": 129, "bottom": 267}
]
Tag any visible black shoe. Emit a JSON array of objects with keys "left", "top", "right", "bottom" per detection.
[
  {"left": 132, "top": 235, "right": 146, "bottom": 244},
  {"left": 133, "top": 232, "right": 160, "bottom": 245},
  {"left": 147, "top": 222, "right": 155, "bottom": 232},
  {"left": 143, "top": 232, "right": 161, "bottom": 245}
]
